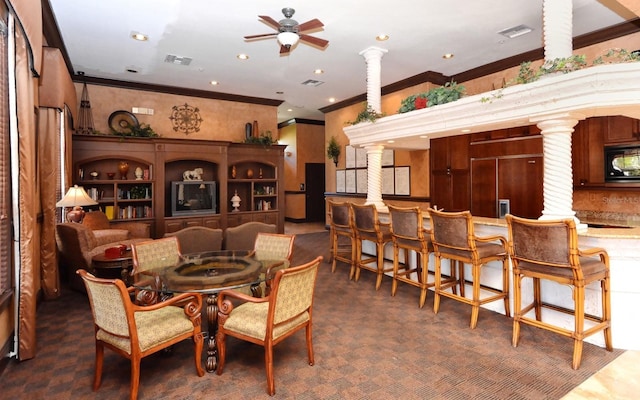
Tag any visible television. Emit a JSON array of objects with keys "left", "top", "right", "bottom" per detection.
[
  {"left": 171, "top": 181, "right": 217, "bottom": 216},
  {"left": 604, "top": 146, "right": 640, "bottom": 182}
]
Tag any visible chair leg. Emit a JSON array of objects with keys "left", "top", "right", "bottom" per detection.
[
  {"left": 330, "top": 234, "right": 338, "bottom": 273},
  {"left": 512, "top": 273, "right": 522, "bottom": 348},
  {"left": 354, "top": 239, "right": 362, "bottom": 282},
  {"left": 306, "top": 323, "right": 315, "bottom": 366},
  {"left": 469, "top": 263, "right": 481, "bottom": 329},
  {"left": 533, "top": 277, "right": 542, "bottom": 320},
  {"left": 502, "top": 258, "right": 510, "bottom": 317},
  {"left": 418, "top": 252, "right": 429, "bottom": 308},
  {"left": 216, "top": 331, "right": 226, "bottom": 375},
  {"left": 93, "top": 342, "right": 104, "bottom": 391},
  {"left": 602, "top": 278, "right": 613, "bottom": 351},
  {"left": 194, "top": 332, "right": 205, "bottom": 377},
  {"left": 375, "top": 242, "right": 384, "bottom": 290},
  {"left": 433, "top": 256, "right": 442, "bottom": 314},
  {"left": 391, "top": 246, "right": 399, "bottom": 297},
  {"left": 572, "top": 285, "right": 585, "bottom": 370},
  {"left": 130, "top": 356, "right": 141, "bottom": 400},
  {"left": 265, "top": 342, "right": 275, "bottom": 396}
]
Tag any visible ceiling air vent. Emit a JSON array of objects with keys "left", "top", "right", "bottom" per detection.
[
  {"left": 301, "top": 79, "right": 324, "bottom": 87},
  {"left": 498, "top": 24, "right": 533, "bottom": 39},
  {"left": 164, "top": 55, "right": 193, "bottom": 66}
]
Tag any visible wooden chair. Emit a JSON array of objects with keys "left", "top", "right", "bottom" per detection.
[
  {"left": 130, "top": 236, "right": 181, "bottom": 274},
  {"left": 216, "top": 256, "right": 323, "bottom": 396},
  {"left": 505, "top": 214, "right": 613, "bottom": 369},
  {"left": 428, "top": 209, "right": 510, "bottom": 328},
  {"left": 387, "top": 205, "right": 442, "bottom": 308},
  {"left": 164, "top": 226, "right": 223, "bottom": 254},
  {"left": 77, "top": 269, "right": 204, "bottom": 400},
  {"left": 328, "top": 200, "right": 356, "bottom": 278},
  {"left": 252, "top": 232, "right": 296, "bottom": 296},
  {"left": 350, "top": 203, "right": 393, "bottom": 290}
]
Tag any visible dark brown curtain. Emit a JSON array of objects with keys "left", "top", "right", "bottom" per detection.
[{"left": 15, "top": 20, "right": 38, "bottom": 361}]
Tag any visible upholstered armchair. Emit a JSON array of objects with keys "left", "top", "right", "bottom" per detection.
[
  {"left": 55, "top": 222, "right": 150, "bottom": 292},
  {"left": 83, "top": 210, "right": 150, "bottom": 243},
  {"left": 253, "top": 232, "right": 295, "bottom": 296},
  {"left": 223, "top": 221, "right": 276, "bottom": 251},
  {"left": 216, "top": 256, "right": 322, "bottom": 396},
  {"left": 164, "top": 226, "right": 223, "bottom": 254},
  {"left": 77, "top": 269, "right": 204, "bottom": 400}
]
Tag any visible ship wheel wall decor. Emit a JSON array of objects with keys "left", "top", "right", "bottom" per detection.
[{"left": 169, "top": 103, "right": 203, "bottom": 135}]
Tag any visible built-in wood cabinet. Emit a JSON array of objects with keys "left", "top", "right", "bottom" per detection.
[
  {"left": 603, "top": 116, "right": 640, "bottom": 145},
  {"left": 430, "top": 135, "right": 470, "bottom": 211},
  {"left": 572, "top": 118, "right": 605, "bottom": 186},
  {"left": 72, "top": 136, "right": 285, "bottom": 238}
]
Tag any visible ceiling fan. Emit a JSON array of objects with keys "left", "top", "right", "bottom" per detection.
[{"left": 244, "top": 7, "right": 329, "bottom": 54}]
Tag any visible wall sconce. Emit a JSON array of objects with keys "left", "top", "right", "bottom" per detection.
[{"left": 286, "top": 151, "right": 292, "bottom": 157}]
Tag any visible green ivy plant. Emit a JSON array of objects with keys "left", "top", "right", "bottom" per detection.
[
  {"left": 398, "top": 81, "right": 466, "bottom": 113},
  {"left": 515, "top": 55, "right": 587, "bottom": 84},
  {"left": 244, "top": 130, "right": 277, "bottom": 145},
  {"left": 347, "top": 103, "right": 385, "bottom": 125},
  {"left": 110, "top": 123, "right": 158, "bottom": 138}
]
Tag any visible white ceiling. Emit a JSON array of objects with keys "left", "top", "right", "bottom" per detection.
[{"left": 47, "top": 0, "right": 635, "bottom": 123}]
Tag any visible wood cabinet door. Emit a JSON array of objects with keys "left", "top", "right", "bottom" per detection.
[
  {"left": 498, "top": 156, "right": 543, "bottom": 219},
  {"left": 471, "top": 159, "right": 497, "bottom": 217},
  {"left": 604, "top": 116, "right": 640, "bottom": 145}
]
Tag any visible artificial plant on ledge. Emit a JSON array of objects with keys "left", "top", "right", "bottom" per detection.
[
  {"left": 243, "top": 130, "right": 277, "bottom": 145},
  {"left": 398, "top": 81, "right": 466, "bottom": 113},
  {"left": 346, "top": 102, "right": 385, "bottom": 125}
]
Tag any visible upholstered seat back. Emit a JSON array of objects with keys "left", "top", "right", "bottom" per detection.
[
  {"left": 253, "top": 233, "right": 295, "bottom": 262},
  {"left": 508, "top": 217, "right": 572, "bottom": 266},
  {"left": 131, "top": 236, "right": 181, "bottom": 274},
  {"left": 429, "top": 210, "right": 472, "bottom": 250},
  {"left": 224, "top": 222, "right": 277, "bottom": 251},
  {"left": 164, "top": 226, "right": 223, "bottom": 254},
  {"left": 272, "top": 259, "right": 319, "bottom": 325},
  {"left": 83, "top": 274, "right": 131, "bottom": 337},
  {"left": 388, "top": 205, "right": 425, "bottom": 241},
  {"left": 329, "top": 201, "right": 352, "bottom": 232}
]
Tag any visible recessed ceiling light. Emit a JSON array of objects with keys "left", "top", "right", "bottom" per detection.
[
  {"left": 237, "top": 54, "right": 249, "bottom": 60},
  {"left": 314, "top": 69, "right": 324, "bottom": 74},
  {"left": 210, "top": 81, "right": 219, "bottom": 86},
  {"left": 462, "top": 129, "right": 471, "bottom": 133},
  {"left": 131, "top": 32, "right": 148, "bottom": 41},
  {"left": 387, "top": 140, "right": 395, "bottom": 143},
  {"left": 419, "top": 135, "right": 428, "bottom": 139},
  {"left": 328, "top": 97, "right": 336, "bottom": 103},
  {"left": 442, "top": 53, "right": 454, "bottom": 59},
  {"left": 376, "top": 34, "right": 389, "bottom": 41}
]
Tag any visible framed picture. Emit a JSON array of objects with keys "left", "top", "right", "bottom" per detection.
[
  {"left": 345, "top": 169, "right": 356, "bottom": 193},
  {"left": 356, "top": 169, "right": 368, "bottom": 194},
  {"left": 356, "top": 147, "right": 367, "bottom": 168},
  {"left": 382, "top": 149, "right": 395, "bottom": 166},
  {"left": 345, "top": 145, "right": 356, "bottom": 169},
  {"left": 381, "top": 167, "right": 395, "bottom": 195},
  {"left": 394, "top": 166, "right": 410, "bottom": 195},
  {"left": 336, "top": 170, "right": 346, "bottom": 193}
]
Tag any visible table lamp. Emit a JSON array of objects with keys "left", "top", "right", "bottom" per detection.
[{"left": 56, "top": 185, "right": 98, "bottom": 223}]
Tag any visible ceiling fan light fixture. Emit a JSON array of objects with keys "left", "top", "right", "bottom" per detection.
[{"left": 277, "top": 31, "right": 299, "bottom": 48}]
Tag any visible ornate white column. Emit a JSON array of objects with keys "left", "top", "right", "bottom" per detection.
[
  {"left": 358, "top": 46, "right": 388, "bottom": 113},
  {"left": 532, "top": 113, "right": 586, "bottom": 230},
  {"left": 364, "top": 144, "right": 386, "bottom": 210},
  {"left": 543, "top": 0, "right": 573, "bottom": 61}
]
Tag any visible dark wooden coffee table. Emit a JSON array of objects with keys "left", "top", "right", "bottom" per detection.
[{"left": 92, "top": 250, "right": 133, "bottom": 283}]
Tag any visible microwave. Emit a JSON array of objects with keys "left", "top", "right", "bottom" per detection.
[{"left": 604, "top": 145, "right": 640, "bottom": 182}]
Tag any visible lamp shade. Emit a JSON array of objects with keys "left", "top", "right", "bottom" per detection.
[
  {"left": 56, "top": 185, "right": 98, "bottom": 208},
  {"left": 277, "top": 31, "right": 299, "bottom": 48},
  {"left": 56, "top": 185, "right": 97, "bottom": 222}
]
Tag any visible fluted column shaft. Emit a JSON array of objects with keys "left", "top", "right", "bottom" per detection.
[
  {"left": 543, "top": 0, "right": 573, "bottom": 61},
  {"left": 364, "top": 145, "right": 386, "bottom": 210},
  {"left": 358, "top": 47, "right": 388, "bottom": 114}
]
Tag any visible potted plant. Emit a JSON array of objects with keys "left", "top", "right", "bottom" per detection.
[
  {"left": 244, "top": 130, "right": 277, "bottom": 146},
  {"left": 326, "top": 136, "right": 341, "bottom": 166}
]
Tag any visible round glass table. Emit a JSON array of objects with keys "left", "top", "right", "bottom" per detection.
[{"left": 132, "top": 250, "right": 288, "bottom": 372}]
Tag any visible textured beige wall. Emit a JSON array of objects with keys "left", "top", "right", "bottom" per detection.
[{"left": 75, "top": 83, "right": 278, "bottom": 142}]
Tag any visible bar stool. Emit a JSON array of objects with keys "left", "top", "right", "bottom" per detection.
[
  {"left": 388, "top": 205, "right": 448, "bottom": 308},
  {"left": 428, "top": 209, "right": 509, "bottom": 328},
  {"left": 351, "top": 203, "right": 394, "bottom": 290},
  {"left": 328, "top": 200, "right": 356, "bottom": 278},
  {"left": 505, "top": 214, "right": 613, "bottom": 369}
]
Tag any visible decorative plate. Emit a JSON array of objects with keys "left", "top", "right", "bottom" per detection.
[{"left": 108, "top": 110, "right": 139, "bottom": 134}]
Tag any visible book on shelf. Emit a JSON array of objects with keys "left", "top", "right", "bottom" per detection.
[{"left": 104, "top": 205, "right": 115, "bottom": 220}]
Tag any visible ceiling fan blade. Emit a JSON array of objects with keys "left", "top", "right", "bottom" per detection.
[
  {"left": 244, "top": 33, "right": 278, "bottom": 40},
  {"left": 298, "top": 18, "right": 324, "bottom": 33},
  {"left": 299, "top": 34, "right": 329, "bottom": 48},
  {"left": 258, "top": 15, "right": 281, "bottom": 30},
  {"left": 280, "top": 45, "right": 291, "bottom": 55}
]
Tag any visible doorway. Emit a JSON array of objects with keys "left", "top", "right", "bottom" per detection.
[{"left": 305, "top": 163, "right": 325, "bottom": 222}]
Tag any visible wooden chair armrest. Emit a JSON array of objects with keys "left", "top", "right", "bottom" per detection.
[
  {"left": 476, "top": 235, "right": 507, "bottom": 246},
  {"left": 579, "top": 247, "right": 610, "bottom": 263},
  {"left": 217, "top": 289, "right": 269, "bottom": 305},
  {"left": 132, "top": 292, "right": 202, "bottom": 312}
]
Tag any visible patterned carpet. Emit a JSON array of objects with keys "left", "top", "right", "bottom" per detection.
[{"left": 0, "top": 231, "right": 624, "bottom": 399}]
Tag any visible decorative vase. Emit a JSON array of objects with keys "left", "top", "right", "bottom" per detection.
[
  {"left": 246, "top": 168, "right": 254, "bottom": 179},
  {"left": 231, "top": 165, "right": 237, "bottom": 179},
  {"left": 135, "top": 167, "right": 144, "bottom": 180},
  {"left": 118, "top": 161, "right": 129, "bottom": 180}
]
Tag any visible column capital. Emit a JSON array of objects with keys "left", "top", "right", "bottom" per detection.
[{"left": 358, "top": 46, "right": 388, "bottom": 62}]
